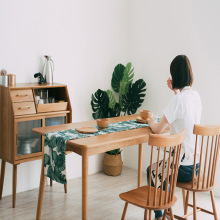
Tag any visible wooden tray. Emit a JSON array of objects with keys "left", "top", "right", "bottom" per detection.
[
  {"left": 136, "top": 116, "right": 149, "bottom": 124},
  {"left": 76, "top": 127, "right": 98, "bottom": 134}
]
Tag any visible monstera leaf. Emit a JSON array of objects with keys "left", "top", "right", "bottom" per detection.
[
  {"left": 122, "top": 79, "right": 146, "bottom": 115},
  {"left": 111, "top": 64, "right": 125, "bottom": 93},
  {"left": 122, "top": 62, "right": 134, "bottom": 86},
  {"left": 107, "top": 89, "right": 116, "bottom": 109},
  {"left": 91, "top": 89, "right": 109, "bottom": 119},
  {"left": 108, "top": 103, "right": 121, "bottom": 118}
]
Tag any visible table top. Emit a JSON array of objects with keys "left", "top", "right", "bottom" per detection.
[{"left": 32, "top": 114, "right": 154, "bottom": 156}]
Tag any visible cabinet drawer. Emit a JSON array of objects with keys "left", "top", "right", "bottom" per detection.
[
  {"left": 37, "top": 102, "right": 67, "bottom": 113},
  {"left": 13, "top": 102, "right": 36, "bottom": 116},
  {"left": 11, "top": 89, "right": 34, "bottom": 102}
]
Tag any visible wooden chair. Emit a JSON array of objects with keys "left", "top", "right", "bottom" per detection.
[
  {"left": 174, "top": 124, "right": 220, "bottom": 220},
  {"left": 49, "top": 151, "right": 72, "bottom": 193},
  {"left": 119, "top": 129, "right": 185, "bottom": 220}
]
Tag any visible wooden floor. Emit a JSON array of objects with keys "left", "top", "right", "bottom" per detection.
[{"left": 0, "top": 167, "right": 220, "bottom": 220}]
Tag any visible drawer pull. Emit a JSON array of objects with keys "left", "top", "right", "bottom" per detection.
[
  {"left": 16, "top": 94, "right": 28, "bottom": 97},
  {"left": 18, "top": 106, "right": 31, "bottom": 110}
]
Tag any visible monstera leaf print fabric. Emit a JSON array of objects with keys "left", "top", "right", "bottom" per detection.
[{"left": 44, "top": 120, "right": 149, "bottom": 184}]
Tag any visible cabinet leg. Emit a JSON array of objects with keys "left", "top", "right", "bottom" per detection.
[
  {"left": 0, "top": 160, "right": 6, "bottom": 200},
  {"left": 50, "top": 178, "right": 53, "bottom": 186},
  {"left": 64, "top": 184, "right": 67, "bottom": 193},
  {"left": 36, "top": 159, "right": 46, "bottom": 220},
  {"left": 13, "top": 164, "right": 17, "bottom": 208}
]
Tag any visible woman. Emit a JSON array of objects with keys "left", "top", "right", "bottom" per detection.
[{"left": 147, "top": 55, "right": 202, "bottom": 220}]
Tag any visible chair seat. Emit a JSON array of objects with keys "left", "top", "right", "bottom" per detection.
[
  {"left": 119, "top": 186, "right": 177, "bottom": 210},
  {"left": 177, "top": 178, "right": 217, "bottom": 192}
]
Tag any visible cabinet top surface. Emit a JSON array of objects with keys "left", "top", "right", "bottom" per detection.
[{"left": 2, "top": 83, "right": 66, "bottom": 90}]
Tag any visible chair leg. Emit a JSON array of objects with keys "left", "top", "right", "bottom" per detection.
[
  {"left": 163, "top": 209, "right": 167, "bottom": 220},
  {"left": 149, "top": 210, "right": 152, "bottom": 219},
  {"left": 64, "top": 184, "right": 67, "bottom": 193},
  {"left": 50, "top": 178, "right": 53, "bottom": 186},
  {"left": 121, "top": 202, "right": 128, "bottom": 220},
  {"left": 193, "top": 192, "right": 197, "bottom": 220},
  {"left": 0, "top": 160, "right": 6, "bottom": 200},
  {"left": 170, "top": 207, "right": 174, "bottom": 220},
  {"left": 182, "top": 189, "right": 186, "bottom": 213},
  {"left": 210, "top": 191, "right": 218, "bottom": 220},
  {"left": 185, "top": 190, "right": 189, "bottom": 216},
  {"left": 144, "top": 209, "right": 148, "bottom": 220},
  {"left": 12, "top": 164, "right": 17, "bottom": 208}
]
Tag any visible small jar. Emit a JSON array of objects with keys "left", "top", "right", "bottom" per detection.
[{"left": 8, "top": 74, "right": 16, "bottom": 85}]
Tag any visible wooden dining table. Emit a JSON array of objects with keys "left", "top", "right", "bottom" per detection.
[{"left": 32, "top": 114, "right": 154, "bottom": 220}]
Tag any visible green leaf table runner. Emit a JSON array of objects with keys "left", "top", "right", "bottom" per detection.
[{"left": 44, "top": 120, "right": 149, "bottom": 184}]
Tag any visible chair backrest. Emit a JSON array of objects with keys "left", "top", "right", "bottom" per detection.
[
  {"left": 192, "top": 124, "right": 220, "bottom": 190},
  {"left": 147, "top": 129, "right": 185, "bottom": 207}
]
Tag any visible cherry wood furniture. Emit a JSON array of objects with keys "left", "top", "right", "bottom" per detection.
[
  {"left": 0, "top": 83, "right": 72, "bottom": 208},
  {"left": 32, "top": 114, "right": 160, "bottom": 220},
  {"left": 174, "top": 124, "right": 220, "bottom": 220},
  {"left": 119, "top": 130, "right": 185, "bottom": 220}
]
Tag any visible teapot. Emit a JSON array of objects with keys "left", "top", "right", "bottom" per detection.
[{"left": 42, "top": 55, "right": 54, "bottom": 84}]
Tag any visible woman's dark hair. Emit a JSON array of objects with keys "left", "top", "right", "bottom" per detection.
[{"left": 170, "top": 55, "right": 193, "bottom": 89}]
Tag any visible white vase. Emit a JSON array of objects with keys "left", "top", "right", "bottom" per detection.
[{"left": 42, "top": 55, "right": 54, "bottom": 84}]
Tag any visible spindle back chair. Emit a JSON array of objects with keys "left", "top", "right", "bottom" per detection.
[
  {"left": 119, "top": 129, "right": 185, "bottom": 220},
  {"left": 175, "top": 124, "right": 220, "bottom": 220}
]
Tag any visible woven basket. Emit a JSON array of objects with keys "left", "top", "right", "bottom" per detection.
[{"left": 103, "top": 152, "right": 123, "bottom": 176}]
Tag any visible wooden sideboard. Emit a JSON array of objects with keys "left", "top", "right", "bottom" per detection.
[{"left": 0, "top": 83, "right": 72, "bottom": 207}]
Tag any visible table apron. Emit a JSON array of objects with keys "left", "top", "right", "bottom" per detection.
[{"left": 66, "top": 136, "right": 149, "bottom": 156}]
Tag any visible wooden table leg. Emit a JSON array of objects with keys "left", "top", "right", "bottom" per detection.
[
  {"left": 138, "top": 144, "right": 143, "bottom": 187},
  {"left": 12, "top": 164, "right": 17, "bottom": 208},
  {"left": 0, "top": 160, "right": 6, "bottom": 200},
  {"left": 36, "top": 159, "right": 46, "bottom": 220},
  {"left": 82, "top": 149, "right": 88, "bottom": 220}
]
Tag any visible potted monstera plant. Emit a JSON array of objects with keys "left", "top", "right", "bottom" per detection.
[{"left": 91, "top": 62, "right": 146, "bottom": 176}]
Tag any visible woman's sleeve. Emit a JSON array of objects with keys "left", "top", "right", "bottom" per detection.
[{"left": 163, "top": 95, "right": 180, "bottom": 124}]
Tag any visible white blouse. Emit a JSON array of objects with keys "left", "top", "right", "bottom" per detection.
[{"left": 163, "top": 86, "right": 202, "bottom": 165}]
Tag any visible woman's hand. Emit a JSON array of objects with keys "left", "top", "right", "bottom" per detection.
[{"left": 167, "top": 78, "right": 179, "bottom": 95}]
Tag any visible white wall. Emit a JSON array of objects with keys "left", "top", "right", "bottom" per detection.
[
  {"left": 1, "top": 0, "right": 220, "bottom": 198},
  {"left": 0, "top": 0, "right": 129, "bottom": 197},
  {"left": 123, "top": 0, "right": 220, "bottom": 196}
]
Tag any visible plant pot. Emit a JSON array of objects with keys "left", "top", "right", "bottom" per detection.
[{"left": 102, "top": 152, "right": 123, "bottom": 176}]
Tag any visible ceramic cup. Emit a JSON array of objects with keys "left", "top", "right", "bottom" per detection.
[
  {"left": 35, "top": 96, "right": 40, "bottom": 104},
  {"left": 139, "top": 110, "right": 151, "bottom": 120},
  {"left": 0, "top": 75, "right": 8, "bottom": 87},
  {"left": 39, "top": 99, "right": 44, "bottom": 104},
  {"left": 97, "top": 118, "right": 108, "bottom": 129}
]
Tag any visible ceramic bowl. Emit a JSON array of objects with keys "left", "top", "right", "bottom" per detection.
[
  {"left": 140, "top": 110, "right": 151, "bottom": 120},
  {"left": 97, "top": 118, "right": 108, "bottom": 129}
]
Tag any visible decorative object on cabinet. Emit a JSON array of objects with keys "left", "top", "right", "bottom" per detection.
[
  {"left": 34, "top": 72, "right": 46, "bottom": 84},
  {"left": 91, "top": 62, "right": 147, "bottom": 176},
  {"left": 42, "top": 55, "right": 54, "bottom": 84},
  {"left": 8, "top": 74, "right": 16, "bottom": 86},
  {"left": 0, "top": 69, "right": 8, "bottom": 87},
  {"left": 0, "top": 83, "right": 72, "bottom": 208}
]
